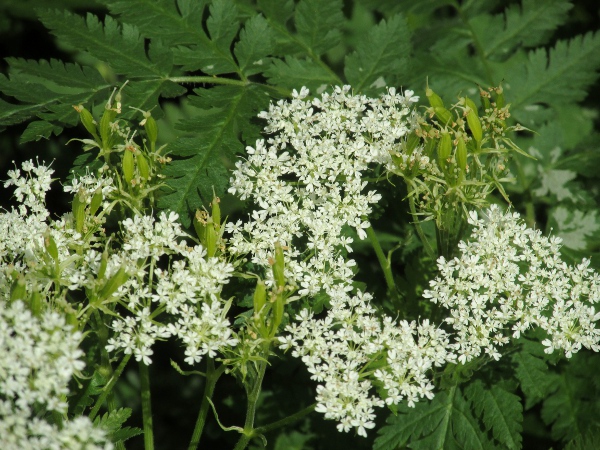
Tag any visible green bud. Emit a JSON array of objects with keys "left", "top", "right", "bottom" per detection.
[
  {"left": 253, "top": 280, "right": 267, "bottom": 313},
  {"left": 437, "top": 132, "right": 452, "bottom": 170},
  {"left": 136, "top": 151, "right": 151, "bottom": 181},
  {"left": 434, "top": 106, "right": 453, "bottom": 126},
  {"left": 122, "top": 148, "right": 135, "bottom": 184}
]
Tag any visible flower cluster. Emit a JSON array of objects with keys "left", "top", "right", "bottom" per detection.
[
  {"left": 423, "top": 204, "right": 600, "bottom": 362},
  {"left": 0, "top": 300, "right": 111, "bottom": 450},
  {"left": 228, "top": 86, "right": 457, "bottom": 436},
  {"left": 106, "top": 212, "right": 237, "bottom": 365},
  {"left": 227, "top": 85, "right": 419, "bottom": 293}
]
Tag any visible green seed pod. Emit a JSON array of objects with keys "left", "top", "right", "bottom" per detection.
[
  {"left": 10, "top": 276, "right": 27, "bottom": 302},
  {"left": 98, "top": 266, "right": 128, "bottom": 301},
  {"left": 464, "top": 98, "right": 483, "bottom": 146},
  {"left": 272, "top": 242, "right": 285, "bottom": 288},
  {"left": 76, "top": 106, "right": 98, "bottom": 137},
  {"left": 456, "top": 136, "right": 468, "bottom": 173},
  {"left": 424, "top": 137, "right": 437, "bottom": 158},
  {"left": 72, "top": 191, "right": 86, "bottom": 234},
  {"left": 270, "top": 292, "right": 284, "bottom": 337},
  {"left": 144, "top": 115, "right": 158, "bottom": 144},
  {"left": 193, "top": 210, "right": 207, "bottom": 243},
  {"left": 405, "top": 132, "right": 421, "bottom": 156},
  {"left": 464, "top": 97, "right": 478, "bottom": 114},
  {"left": 253, "top": 280, "right": 267, "bottom": 313},
  {"left": 426, "top": 82, "right": 445, "bottom": 109},
  {"left": 495, "top": 85, "right": 505, "bottom": 109},
  {"left": 99, "top": 108, "right": 117, "bottom": 150},
  {"left": 90, "top": 187, "right": 103, "bottom": 216},
  {"left": 479, "top": 86, "right": 491, "bottom": 110},
  {"left": 437, "top": 132, "right": 452, "bottom": 170},
  {"left": 434, "top": 106, "right": 453, "bottom": 126},
  {"left": 30, "top": 291, "right": 43, "bottom": 317},
  {"left": 136, "top": 151, "right": 151, "bottom": 181},
  {"left": 211, "top": 195, "right": 221, "bottom": 231},
  {"left": 204, "top": 218, "right": 217, "bottom": 257},
  {"left": 122, "top": 148, "right": 134, "bottom": 184}
]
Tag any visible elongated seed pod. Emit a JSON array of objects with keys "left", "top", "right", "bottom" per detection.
[
  {"left": 144, "top": 115, "right": 158, "bottom": 144},
  {"left": 405, "top": 132, "right": 421, "bottom": 156},
  {"left": 99, "top": 108, "right": 117, "bottom": 149},
  {"left": 437, "top": 132, "right": 452, "bottom": 170},
  {"left": 72, "top": 192, "right": 86, "bottom": 234},
  {"left": 434, "top": 106, "right": 453, "bottom": 125},
  {"left": 136, "top": 152, "right": 150, "bottom": 181},
  {"left": 90, "top": 188, "right": 103, "bottom": 215},
  {"left": 77, "top": 106, "right": 98, "bottom": 137},
  {"left": 122, "top": 148, "right": 134, "bottom": 184},
  {"left": 98, "top": 266, "right": 128, "bottom": 301},
  {"left": 426, "top": 85, "right": 445, "bottom": 109},
  {"left": 464, "top": 98, "right": 483, "bottom": 145},
  {"left": 253, "top": 280, "right": 267, "bottom": 313},
  {"left": 456, "top": 136, "right": 467, "bottom": 173}
]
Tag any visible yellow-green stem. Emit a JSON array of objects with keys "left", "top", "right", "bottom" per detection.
[{"left": 366, "top": 226, "right": 396, "bottom": 293}]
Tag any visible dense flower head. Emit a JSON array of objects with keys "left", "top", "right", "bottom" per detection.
[
  {"left": 423, "top": 204, "right": 600, "bottom": 362},
  {"left": 227, "top": 85, "right": 419, "bottom": 292},
  {"left": 0, "top": 299, "right": 111, "bottom": 450},
  {"left": 228, "top": 86, "right": 458, "bottom": 436}
]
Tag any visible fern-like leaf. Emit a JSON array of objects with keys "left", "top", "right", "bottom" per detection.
[
  {"left": 294, "top": 0, "right": 344, "bottom": 56},
  {"left": 265, "top": 56, "right": 340, "bottom": 92},
  {"left": 344, "top": 14, "right": 412, "bottom": 94},
  {"left": 158, "top": 85, "right": 270, "bottom": 226},
  {"left": 465, "top": 380, "right": 523, "bottom": 449},
  {"left": 374, "top": 386, "right": 497, "bottom": 450},
  {"left": 93, "top": 407, "right": 142, "bottom": 444}
]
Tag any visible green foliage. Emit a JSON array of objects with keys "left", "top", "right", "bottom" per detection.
[
  {"left": 93, "top": 408, "right": 143, "bottom": 444},
  {"left": 1, "top": 0, "right": 600, "bottom": 448}
]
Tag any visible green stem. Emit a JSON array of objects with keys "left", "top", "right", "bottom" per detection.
[
  {"left": 233, "top": 346, "right": 270, "bottom": 450},
  {"left": 254, "top": 403, "right": 316, "bottom": 435},
  {"left": 167, "top": 76, "right": 290, "bottom": 97},
  {"left": 89, "top": 354, "right": 131, "bottom": 420},
  {"left": 139, "top": 361, "right": 154, "bottom": 450},
  {"left": 366, "top": 226, "right": 396, "bottom": 293},
  {"left": 188, "top": 359, "right": 226, "bottom": 450},
  {"left": 406, "top": 184, "right": 436, "bottom": 259}
]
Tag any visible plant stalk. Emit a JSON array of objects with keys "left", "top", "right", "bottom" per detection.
[{"left": 139, "top": 361, "right": 154, "bottom": 450}]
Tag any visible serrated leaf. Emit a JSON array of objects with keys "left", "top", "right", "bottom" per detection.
[
  {"left": 512, "top": 339, "right": 559, "bottom": 409},
  {"left": 294, "top": 0, "right": 343, "bottom": 56},
  {"left": 101, "top": 0, "right": 208, "bottom": 46},
  {"left": 470, "top": 0, "right": 573, "bottom": 61},
  {"left": 234, "top": 14, "right": 273, "bottom": 76},
  {"left": 158, "top": 85, "right": 270, "bottom": 226},
  {"left": 265, "top": 56, "right": 340, "bottom": 92},
  {"left": 465, "top": 380, "right": 523, "bottom": 449},
  {"left": 344, "top": 14, "right": 412, "bottom": 93},
  {"left": 207, "top": 0, "right": 240, "bottom": 52},
  {"left": 507, "top": 32, "right": 600, "bottom": 112},
  {"left": 93, "top": 407, "right": 142, "bottom": 443},
  {"left": 20, "top": 120, "right": 63, "bottom": 142},
  {"left": 541, "top": 353, "right": 600, "bottom": 442},
  {"left": 38, "top": 9, "right": 173, "bottom": 77},
  {"left": 374, "top": 387, "right": 496, "bottom": 450}
]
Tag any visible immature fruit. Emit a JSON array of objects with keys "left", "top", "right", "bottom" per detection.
[
  {"left": 122, "top": 148, "right": 134, "bottom": 184},
  {"left": 144, "top": 115, "right": 158, "bottom": 144},
  {"left": 437, "top": 132, "right": 452, "bottom": 170},
  {"left": 136, "top": 152, "right": 151, "bottom": 181},
  {"left": 434, "top": 106, "right": 453, "bottom": 126},
  {"left": 456, "top": 136, "right": 467, "bottom": 174},
  {"left": 464, "top": 97, "right": 483, "bottom": 146},
  {"left": 99, "top": 108, "right": 117, "bottom": 150},
  {"left": 76, "top": 106, "right": 98, "bottom": 137},
  {"left": 426, "top": 84, "right": 445, "bottom": 109}
]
